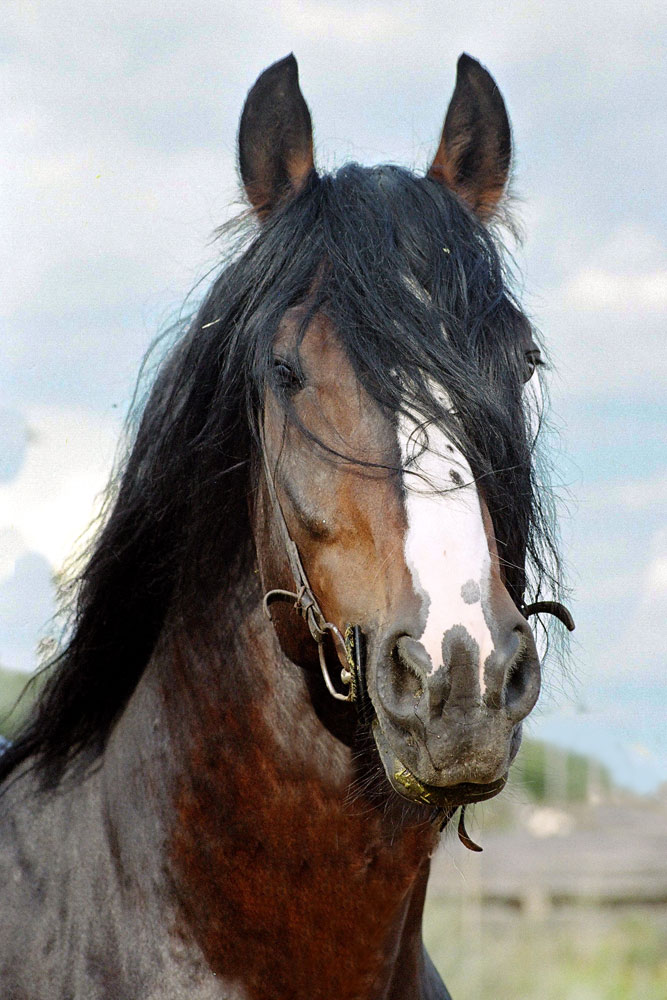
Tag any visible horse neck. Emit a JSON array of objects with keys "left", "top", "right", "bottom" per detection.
[{"left": 106, "top": 570, "right": 437, "bottom": 999}]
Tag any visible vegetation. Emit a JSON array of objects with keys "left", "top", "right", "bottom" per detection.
[
  {"left": 424, "top": 899, "right": 667, "bottom": 1000},
  {"left": 0, "top": 666, "right": 41, "bottom": 739},
  {"left": 514, "top": 737, "right": 612, "bottom": 803}
]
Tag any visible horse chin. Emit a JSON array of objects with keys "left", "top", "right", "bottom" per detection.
[{"left": 370, "top": 718, "right": 508, "bottom": 810}]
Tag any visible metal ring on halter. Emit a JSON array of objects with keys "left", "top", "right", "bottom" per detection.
[
  {"left": 262, "top": 587, "right": 358, "bottom": 702},
  {"left": 316, "top": 621, "right": 356, "bottom": 702},
  {"left": 259, "top": 419, "right": 360, "bottom": 704}
]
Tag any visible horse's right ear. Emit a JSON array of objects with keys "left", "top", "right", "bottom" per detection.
[{"left": 239, "top": 55, "right": 316, "bottom": 221}]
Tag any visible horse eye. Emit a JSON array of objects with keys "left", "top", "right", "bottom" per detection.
[
  {"left": 272, "top": 357, "right": 304, "bottom": 396},
  {"left": 523, "top": 348, "right": 543, "bottom": 382}
]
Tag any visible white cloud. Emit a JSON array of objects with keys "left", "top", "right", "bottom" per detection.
[
  {"left": 563, "top": 268, "right": 667, "bottom": 311},
  {"left": 0, "top": 549, "right": 56, "bottom": 673},
  {"left": 1, "top": 146, "right": 238, "bottom": 321},
  {"left": 643, "top": 528, "right": 667, "bottom": 597},
  {"left": 0, "top": 528, "right": 25, "bottom": 583},
  {"left": 547, "top": 222, "right": 667, "bottom": 317},
  {"left": 647, "top": 555, "right": 667, "bottom": 594},
  {"left": 0, "top": 406, "right": 120, "bottom": 574},
  {"left": 278, "top": 0, "right": 407, "bottom": 43},
  {"left": 0, "top": 410, "right": 29, "bottom": 483},
  {"left": 593, "top": 526, "right": 667, "bottom": 683},
  {"left": 536, "top": 223, "right": 667, "bottom": 396},
  {"left": 579, "top": 473, "right": 667, "bottom": 513}
]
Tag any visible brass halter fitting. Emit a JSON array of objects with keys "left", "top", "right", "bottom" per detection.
[{"left": 262, "top": 585, "right": 357, "bottom": 702}]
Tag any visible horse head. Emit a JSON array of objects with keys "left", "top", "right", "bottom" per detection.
[{"left": 243, "top": 55, "right": 548, "bottom": 814}]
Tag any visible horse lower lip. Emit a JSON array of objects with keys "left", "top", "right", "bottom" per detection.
[{"left": 371, "top": 720, "right": 507, "bottom": 807}]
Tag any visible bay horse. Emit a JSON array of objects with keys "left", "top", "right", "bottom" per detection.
[{"left": 0, "top": 54, "right": 571, "bottom": 999}]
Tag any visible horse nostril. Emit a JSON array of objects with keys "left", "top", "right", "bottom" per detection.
[
  {"left": 385, "top": 636, "right": 429, "bottom": 708},
  {"left": 503, "top": 628, "right": 540, "bottom": 720},
  {"left": 394, "top": 636, "right": 431, "bottom": 681}
]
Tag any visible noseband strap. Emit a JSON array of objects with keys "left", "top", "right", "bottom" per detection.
[{"left": 259, "top": 426, "right": 359, "bottom": 703}]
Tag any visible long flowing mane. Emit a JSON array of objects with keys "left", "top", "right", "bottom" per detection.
[{"left": 0, "top": 163, "right": 562, "bottom": 788}]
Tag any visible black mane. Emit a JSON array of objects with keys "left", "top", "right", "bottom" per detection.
[{"left": 0, "top": 164, "right": 563, "bottom": 787}]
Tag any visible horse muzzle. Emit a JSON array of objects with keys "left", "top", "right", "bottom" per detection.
[
  {"left": 367, "top": 621, "right": 540, "bottom": 800},
  {"left": 371, "top": 720, "right": 508, "bottom": 809}
]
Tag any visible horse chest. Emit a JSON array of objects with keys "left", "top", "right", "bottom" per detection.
[{"left": 169, "top": 737, "right": 434, "bottom": 1000}]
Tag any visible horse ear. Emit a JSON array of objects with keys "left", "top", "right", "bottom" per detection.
[
  {"left": 428, "top": 54, "right": 511, "bottom": 222},
  {"left": 239, "top": 54, "right": 316, "bottom": 221}
]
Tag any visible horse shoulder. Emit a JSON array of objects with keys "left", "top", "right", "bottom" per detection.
[{"left": 0, "top": 764, "right": 249, "bottom": 999}]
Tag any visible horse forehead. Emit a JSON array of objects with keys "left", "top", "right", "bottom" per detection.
[
  {"left": 278, "top": 311, "right": 390, "bottom": 446},
  {"left": 276, "top": 307, "right": 343, "bottom": 357},
  {"left": 303, "top": 316, "right": 358, "bottom": 381}
]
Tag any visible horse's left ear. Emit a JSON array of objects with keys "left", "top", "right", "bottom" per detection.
[
  {"left": 428, "top": 54, "right": 511, "bottom": 222},
  {"left": 239, "top": 54, "right": 316, "bottom": 221}
]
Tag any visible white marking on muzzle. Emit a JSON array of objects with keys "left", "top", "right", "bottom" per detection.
[{"left": 398, "top": 401, "right": 495, "bottom": 694}]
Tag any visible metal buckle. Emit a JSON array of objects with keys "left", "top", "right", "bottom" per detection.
[{"left": 263, "top": 589, "right": 357, "bottom": 703}]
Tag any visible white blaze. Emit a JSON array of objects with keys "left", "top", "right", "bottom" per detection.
[{"left": 398, "top": 403, "right": 495, "bottom": 693}]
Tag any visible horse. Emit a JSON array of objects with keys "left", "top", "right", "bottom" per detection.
[{"left": 0, "top": 53, "right": 571, "bottom": 999}]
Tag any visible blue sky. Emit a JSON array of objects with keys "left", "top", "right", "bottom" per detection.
[{"left": 1, "top": 0, "right": 665, "bottom": 791}]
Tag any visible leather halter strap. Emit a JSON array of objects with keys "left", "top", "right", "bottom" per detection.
[{"left": 259, "top": 425, "right": 358, "bottom": 703}]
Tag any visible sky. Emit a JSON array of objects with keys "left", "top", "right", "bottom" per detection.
[{"left": 1, "top": 0, "right": 666, "bottom": 792}]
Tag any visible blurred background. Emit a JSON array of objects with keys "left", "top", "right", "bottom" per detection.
[{"left": 1, "top": 2, "right": 665, "bottom": 996}]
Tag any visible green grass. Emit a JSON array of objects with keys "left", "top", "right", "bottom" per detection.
[
  {"left": 514, "top": 739, "right": 612, "bottom": 803},
  {"left": 0, "top": 666, "right": 41, "bottom": 739},
  {"left": 423, "top": 897, "right": 667, "bottom": 1000}
]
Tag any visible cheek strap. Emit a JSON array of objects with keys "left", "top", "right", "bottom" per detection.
[{"left": 259, "top": 421, "right": 361, "bottom": 704}]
